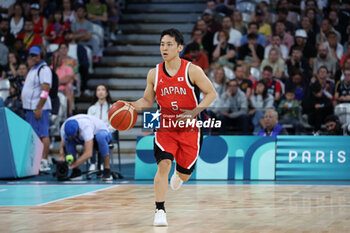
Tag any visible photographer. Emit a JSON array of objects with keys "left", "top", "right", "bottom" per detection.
[{"left": 59, "top": 114, "right": 113, "bottom": 181}]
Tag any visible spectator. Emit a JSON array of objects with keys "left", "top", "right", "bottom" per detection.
[
  {"left": 260, "top": 48, "right": 285, "bottom": 80},
  {"left": 9, "top": 3, "right": 24, "bottom": 37},
  {"left": 249, "top": 80, "right": 274, "bottom": 134},
  {"left": 285, "top": 46, "right": 312, "bottom": 81},
  {"left": 290, "top": 29, "right": 317, "bottom": 62},
  {"left": 86, "top": 0, "right": 108, "bottom": 27},
  {"left": 212, "top": 30, "right": 236, "bottom": 66},
  {"left": 87, "top": 84, "right": 115, "bottom": 171},
  {"left": 0, "top": 42, "right": 8, "bottom": 67},
  {"left": 216, "top": 79, "right": 250, "bottom": 134},
  {"left": 30, "top": 3, "right": 47, "bottom": 35},
  {"left": 324, "top": 31, "right": 343, "bottom": 61},
  {"left": 17, "top": 18, "right": 43, "bottom": 50},
  {"left": 315, "top": 66, "right": 334, "bottom": 100},
  {"left": 264, "top": 34, "right": 289, "bottom": 60},
  {"left": 13, "top": 38, "right": 28, "bottom": 62},
  {"left": 328, "top": 9, "right": 347, "bottom": 44},
  {"left": 316, "top": 18, "right": 341, "bottom": 45},
  {"left": 253, "top": 65, "right": 282, "bottom": 104},
  {"left": 278, "top": 87, "right": 303, "bottom": 134},
  {"left": 201, "top": 9, "right": 222, "bottom": 33},
  {"left": 207, "top": 66, "right": 227, "bottom": 115},
  {"left": 0, "top": 17, "right": 15, "bottom": 48},
  {"left": 62, "top": 0, "right": 76, "bottom": 24},
  {"left": 312, "top": 43, "right": 338, "bottom": 78},
  {"left": 105, "top": 0, "right": 121, "bottom": 41},
  {"left": 285, "top": 69, "right": 307, "bottom": 102},
  {"left": 4, "top": 81, "right": 24, "bottom": 118},
  {"left": 323, "top": 114, "right": 344, "bottom": 135},
  {"left": 234, "top": 64, "right": 252, "bottom": 99},
  {"left": 304, "top": 8, "right": 320, "bottom": 34},
  {"left": 231, "top": 10, "right": 245, "bottom": 34},
  {"left": 182, "top": 42, "right": 209, "bottom": 74},
  {"left": 21, "top": 46, "right": 52, "bottom": 172},
  {"left": 5, "top": 51, "right": 20, "bottom": 78},
  {"left": 270, "top": 20, "right": 294, "bottom": 51},
  {"left": 272, "top": 8, "right": 294, "bottom": 35},
  {"left": 204, "top": 0, "right": 222, "bottom": 23},
  {"left": 300, "top": 16, "right": 316, "bottom": 45},
  {"left": 213, "top": 16, "right": 242, "bottom": 48},
  {"left": 193, "top": 20, "right": 214, "bottom": 60},
  {"left": 63, "top": 29, "right": 89, "bottom": 96},
  {"left": 302, "top": 81, "right": 334, "bottom": 131},
  {"left": 238, "top": 33, "right": 264, "bottom": 68},
  {"left": 334, "top": 68, "right": 350, "bottom": 105},
  {"left": 241, "top": 22, "right": 266, "bottom": 46},
  {"left": 340, "top": 44, "right": 350, "bottom": 68},
  {"left": 52, "top": 52, "right": 75, "bottom": 116},
  {"left": 258, "top": 109, "right": 289, "bottom": 136},
  {"left": 58, "top": 42, "right": 79, "bottom": 74},
  {"left": 59, "top": 114, "right": 113, "bottom": 181},
  {"left": 45, "top": 10, "right": 70, "bottom": 44},
  {"left": 254, "top": 8, "right": 271, "bottom": 37},
  {"left": 71, "top": 5, "right": 101, "bottom": 61}
]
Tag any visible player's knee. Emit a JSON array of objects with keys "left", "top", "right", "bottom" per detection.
[{"left": 158, "top": 159, "right": 172, "bottom": 172}]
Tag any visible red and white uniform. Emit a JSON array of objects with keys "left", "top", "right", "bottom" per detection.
[{"left": 154, "top": 59, "right": 201, "bottom": 170}]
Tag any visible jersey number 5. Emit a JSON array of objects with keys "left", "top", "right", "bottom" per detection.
[{"left": 171, "top": 101, "right": 178, "bottom": 111}]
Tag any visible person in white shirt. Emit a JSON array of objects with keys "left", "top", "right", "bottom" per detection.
[
  {"left": 264, "top": 34, "right": 289, "bottom": 60},
  {"left": 59, "top": 114, "right": 113, "bottom": 181},
  {"left": 213, "top": 16, "right": 242, "bottom": 48}
]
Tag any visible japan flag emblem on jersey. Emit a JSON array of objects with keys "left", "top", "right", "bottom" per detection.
[{"left": 178, "top": 77, "right": 184, "bottom": 81}]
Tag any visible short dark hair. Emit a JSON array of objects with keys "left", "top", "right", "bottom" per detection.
[
  {"left": 311, "top": 81, "right": 322, "bottom": 93},
  {"left": 233, "top": 64, "right": 243, "bottom": 72},
  {"left": 285, "top": 87, "right": 295, "bottom": 94},
  {"left": 263, "top": 65, "right": 273, "bottom": 73},
  {"left": 324, "top": 114, "right": 339, "bottom": 124},
  {"left": 318, "top": 65, "right": 329, "bottom": 73},
  {"left": 247, "top": 33, "right": 258, "bottom": 40},
  {"left": 160, "top": 28, "right": 184, "bottom": 45},
  {"left": 186, "top": 42, "right": 200, "bottom": 52}
]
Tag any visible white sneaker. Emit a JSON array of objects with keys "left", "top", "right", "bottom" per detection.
[
  {"left": 40, "top": 159, "right": 51, "bottom": 172},
  {"left": 153, "top": 209, "right": 168, "bottom": 226},
  {"left": 170, "top": 170, "right": 183, "bottom": 191},
  {"left": 89, "top": 163, "right": 96, "bottom": 171}
]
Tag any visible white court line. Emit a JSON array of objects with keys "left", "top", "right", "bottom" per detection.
[{"left": 37, "top": 185, "right": 118, "bottom": 206}]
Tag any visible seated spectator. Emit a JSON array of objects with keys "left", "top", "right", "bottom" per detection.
[
  {"left": 17, "top": 18, "right": 43, "bottom": 50},
  {"left": 334, "top": 68, "right": 350, "bottom": 104},
  {"left": 208, "top": 62, "right": 234, "bottom": 81},
  {"left": 285, "top": 69, "right": 307, "bottom": 102},
  {"left": 269, "top": 20, "right": 294, "bottom": 51},
  {"left": 234, "top": 64, "right": 252, "bottom": 99},
  {"left": 285, "top": 46, "right": 312, "bottom": 81},
  {"left": 71, "top": 5, "right": 101, "bottom": 62},
  {"left": 317, "top": 66, "right": 335, "bottom": 100},
  {"left": 302, "top": 81, "right": 334, "bottom": 131},
  {"left": 201, "top": 9, "right": 222, "bottom": 33},
  {"left": 258, "top": 109, "right": 288, "bottom": 136},
  {"left": 290, "top": 29, "right": 317, "bottom": 63},
  {"left": 336, "top": 56, "right": 350, "bottom": 83},
  {"left": 87, "top": 84, "right": 115, "bottom": 170},
  {"left": 252, "top": 65, "right": 282, "bottom": 105},
  {"left": 182, "top": 42, "right": 209, "bottom": 74},
  {"left": 9, "top": 3, "right": 24, "bottom": 37},
  {"left": 260, "top": 48, "right": 285, "bottom": 80},
  {"left": 62, "top": 0, "right": 76, "bottom": 24},
  {"left": 312, "top": 43, "right": 338, "bottom": 78},
  {"left": 249, "top": 80, "right": 274, "bottom": 135},
  {"left": 0, "top": 17, "right": 15, "bottom": 48},
  {"left": 316, "top": 18, "right": 341, "bottom": 45},
  {"left": 213, "top": 16, "right": 242, "bottom": 48},
  {"left": 58, "top": 42, "right": 79, "bottom": 75},
  {"left": 324, "top": 31, "right": 343, "bottom": 61},
  {"left": 300, "top": 16, "right": 316, "bottom": 46},
  {"left": 323, "top": 114, "right": 344, "bottom": 135},
  {"left": 4, "top": 51, "right": 20, "bottom": 78},
  {"left": 59, "top": 114, "right": 113, "bottom": 181},
  {"left": 106, "top": 0, "right": 121, "bottom": 41},
  {"left": 207, "top": 66, "right": 227, "bottom": 115},
  {"left": 215, "top": 79, "right": 250, "bottom": 134},
  {"left": 254, "top": 8, "right": 272, "bottom": 37},
  {"left": 0, "top": 42, "right": 8, "bottom": 67},
  {"left": 212, "top": 30, "right": 236, "bottom": 67},
  {"left": 240, "top": 22, "right": 266, "bottom": 46},
  {"left": 231, "top": 10, "right": 246, "bottom": 34},
  {"left": 52, "top": 52, "right": 76, "bottom": 116},
  {"left": 272, "top": 8, "right": 294, "bottom": 35},
  {"left": 45, "top": 10, "right": 70, "bottom": 44},
  {"left": 238, "top": 33, "right": 264, "bottom": 68},
  {"left": 264, "top": 34, "right": 288, "bottom": 60},
  {"left": 87, "top": 0, "right": 108, "bottom": 27},
  {"left": 13, "top": 38, "right": 28, "bottom": 62},
  {"left": 63, "top": 29, "right": 89, "bottom": 96},
  {"left": 30, "top": 3, "right": 47, "bottom": 36},
  {"left": 4, "top": 81, "right": 24, "bottom": 118},
  {"left": 277, "top": 88, "right": 303, "bottom": 134}
]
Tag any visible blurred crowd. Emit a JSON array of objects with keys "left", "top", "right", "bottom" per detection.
[{"left": 181, "top": 0, "right": 350, "bottom": 136}]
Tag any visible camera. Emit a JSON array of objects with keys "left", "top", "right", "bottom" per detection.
[
  {"left": 8, "top": 75, "right": 25, "bottom": 97},
  {"left": 52, "top": 158, "right": 69, "bottom": 181}
]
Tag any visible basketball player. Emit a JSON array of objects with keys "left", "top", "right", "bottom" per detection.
[{"left": 128, "top": 29, "right": 216, "bottom": 226}]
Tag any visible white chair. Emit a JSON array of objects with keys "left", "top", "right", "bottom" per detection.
[
  {"left": 0, "top": 79, "right": 10, "bottom": 101},
  {"left": 335, "top": 103, "right": 350, "bottom": 125}
]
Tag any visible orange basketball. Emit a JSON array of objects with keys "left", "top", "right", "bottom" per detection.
[{"left": 108, "top": 101, "right": 137, "bottom": 131}]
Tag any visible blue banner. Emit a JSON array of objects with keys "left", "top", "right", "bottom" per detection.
[{"left": 276, "top": 136, "right": 350, "bottom": 180}]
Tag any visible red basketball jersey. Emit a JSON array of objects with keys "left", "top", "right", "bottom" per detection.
[{"left": 154, "top": 59, "right": 199, "bottom": 130}]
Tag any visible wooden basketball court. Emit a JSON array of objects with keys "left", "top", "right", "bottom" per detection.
[{"left": 1, "top": 183, "right": 349, "bottom": 232}]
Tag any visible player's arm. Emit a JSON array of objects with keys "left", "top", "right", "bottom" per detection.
[
  {"left": 130, "top": 68, "right": 156, "bottom": 111},
  {"left": 185, "top": 64, "right": 216, "bottom": 117}
]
